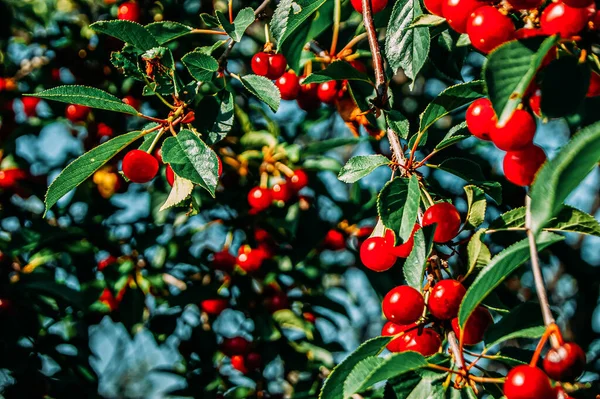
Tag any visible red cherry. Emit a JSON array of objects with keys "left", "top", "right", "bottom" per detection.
[
  {"left": 99, "top": 288, "right": 119, "bottom": 311},
  {"left": 540, "top": 2, "right": 588, "bottom": 38},
  {"left": 118, "top": 1, "right": 140, "bottom": 21},
  {"left": 391, "top": 224, "right": 420, "bottom": 258},
  {"left": 529, "top": 88, "right": 542, "bottom": 117},
  {"left": 22, "top": 97, "right": 40, "bottom": 117},
  {"left": 543, "top": 342, "right": 586, "bottom": 382},
  {"left": 216, "top": 155, "right": 223, "bottom": 177},
  {"left": 122, "top": 149, "right": 159, "bottom": 183},
  {"left": 0, "top": 78, "right": 5, "bottom": 92},
  {"left": 360, "top": 230, "right": 397, "bottom": 271},
  {"left": 443, "top": 0, "right": 489, "bottom": 34},
  {"left": 507, "top": 0, "right": 542, "bottom": 9},
  {"left": 264, "top": 291, "right": 289, "bottom": 312},
  {"left": 587, "top": 72, "right": 600, "bottom": 97},
  {"left": 271, "top": 181, "right": 293, "bottom": 202},
  {"left": 348, "top": 60, "right": 368, "bottom": 74},
  {"left": 276, "top": 71, "right": 301, "bottom": 100},
  {"left": 303, "top": 312, "right": 317, "bottom": 324},
  {"left": 98, "top": 255, "right": 117, "bottom": 271},
  {"left": 201, "top": 298, "right": 228, "bottom": 316},
  {"left": 424, "top": 0, "right": 445, "bottom": 16},
  {"left": 317, "top": 81, "right": 340, "bottom": 104},
  {"left": 287, "top": 169, "right": 309, "bottom": 191},
  {"left": 398, "top": 326, "right": 442, "bottom": 356},
  {"left": 251, "top": 52, "right": 270, "bottom": 76},
  {"left": 231, "top": 355, "right": 248, "bottom": 374},
  {"left": 297, "top": 77, "right": 321, "bottom": 111},
  {"left": 350, "top": 0, "right": 389, "bottom": 14},
  {"left": 248, "top": 187, "right": 272, "bottom": 211},
  {"left": 422, "top": 202, "right": 461, "bottom": 243},
  {"left": 382, "top": 286, "right": 425, "bottom": 324},
  {"left": 236, "top": 246, "right": 266, "bottom": 272},
  {"left": 221, "top": 337, "right": 250, "bottom": 356},
  {"left": 165, "top": 165, "right": 175, "bottom": 186},
  {"left": 267, "top": 53, "right": 287, "bottom": 80},
  {"left": 323, "top": 229, "right": 347, "bottom": 250},
  {"left": 563, "top": 0, "right": 593, "bottom": 7},
  {"left": 381, "top": 321, "right": 412, "bottom": 352},
  {"left": 122, "top": 95, "right": 141, "bottom": 111},
  {"left": 466, "top": 98, "right": 495, "bottom": 140},
  {"left": 514, "top": 27, "right": 548, "bottom": 39},
  {"left": 0, "top": 298, "right": 13, "bottom": 314},
  {"left": 246, "top": 352, "right": 261, "bottom": 370},
  {"left": 503, "top": 144, "right": 547, "bottom": 187},
  {"left": 489, "top": 109, "right": 536, "bottom": 151},
  {"left": 0, "top": 168, "right": 27, "bottom": 190},
  {"left": 212, "top": 249, "right": 236, "bottom": 271},
  {"left": 65, "top": 104, "right": 90, "bottom": 122},
  {"left": 467, "top": 7, "right": 515, "bottom": 54},
  {"left": 96, "top": 123, "right": 114, "bottom": 138},
  {"left": 428, "top": 280, "right": 466, "bottom": 320},
  {"left": 503, "top": 365, "right": 555, "bottom": 399},
  {"left": 451, "top": 305, "right": 493, "bottom": 345}
]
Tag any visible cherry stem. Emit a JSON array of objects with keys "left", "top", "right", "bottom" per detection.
[
  {"left": 146, "top": 127, "right": 165, "bottom": 154},
  {"left": 191, "top": 29, "right": 228, "bottom": 36},
  {"left": 339, "top": 32, "right": 369, "bottom": 55},
  {"left": 229, "top": 0, "right": 234, "bottom": 23},
  {"left": 330, "top": 0, "right": 341, "bottom": 56},
  {"left": 137, "top": 113, "right": 169, "bottom": 124},
  {"left": 530, "top": 323, "right": 562, "bottom": 366},
  {"left": 448, "top": 331, "right": 466, "bottom": 370}
]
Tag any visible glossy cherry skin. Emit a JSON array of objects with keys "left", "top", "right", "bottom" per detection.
[
  {"left": 201, "top": 298, "right": 228, "bottom": 316},
  {"left": 271, "top": 181, "right": 293, "bottom": 202},
  {"left": 65, "top": 104, "right": 90, "bottom": 122},
  {"left": 276, "top": 71, "right": 301, "bottom": 100},
  {"left": 563, "top": 0, "right": 593, "bottom": 8},
  {"left": 317, "top": 81, "right": 340, "bottom": 104},
  {"left": 122, "top": 150, "right": 159, "bottom": 183},
  {"left": 398, "top": 326, "right": 442, "bottom": 356},
  {"left": 451, "top": 305, "right": 493, "bottom": 345},
  {"left": 236, "top": 246, "right": 267, "bottom": 272},
  {"left": 529, "top": 88, "right": 542, "bottom": 117},
  {"left": 503, "top": 144, "right": 547, "bottom": 187},
  {"left": 323, "top": 229, "right": 347, "bottom": 250},
  {"left": 466, "top": 98, "right": 495, "bottom": 140},
  {"left": 122, "top": 95, "right": 141, "bottom": 110},
  {"left": 0, "top": 168, "right": 27, "bottom": 190},
  {"left": 587, "top": 72, "right": 600, "bottom": 97},
  {"left": 382, "top": 321, "right": 412, "bottom": 352},
  {"left": 350, "top": 0, "right": 389, "bottom": 14},
  {"left": 467, "top": 6, "right": 515, "bottom": 54},
  {"left": 507, "top": 0, "right": 542, "bottom": 9},
  {"left": 297, "top": 77, "right": 321, "bottom": 111},
  {"left": 231, "top": 355, "right": 248, "bottom": 374},
  {"left": 266, "top": 53, "right": 287, "bottom": 80},
  {"left": 443, "top": 0, "right": 488, "bottom": 34},
  {"left": 165, "top": 165, "right": 175, "bottom": 186},
  {"left": 391, "top": 224, "right": 420, "bottom": 258},
  {"left": 424, "top": 0, "right": 445, "bottom": 16},
  {"left": 212, "top": 249, "right": 236, "bottom": 272},
  {"left": 360, "top": 235, "right": 397, "bottom": 271},
  {"left": 22, "top": 97, "right": 40, "bottom": 117},
  {"left": 422, "top": 202, "right": 461, "bottom": 243},
  {"left": 118, "top": 1, "right": 140, "bottom": 21},
  {"left": 503, "top": 365, "right": 555, "bottom": 399},
  {"left": 247, "top": 187, "right": 272, "bottom": 211},
  {"left": 540, "top": 2, "right": 589, "bottom": 38},
  {"left": 251, "top": 52, "right": 270, "bottom": 76},
  {"left": 245, "top": 352, "right": 262, "bottom": 371},
  {"left": 428, "top": 280, "right": 466, "bottom": 320},
  {"left": 543, "top": 342, "right": 586, "bottom": 382},
  {"left": 382, "top": 285, "right": 425, "bottom": 324},
  {"left": 287, "top": 169, "right": 309, "bottom": 191},
  {"left": 221, "top": 337, "right": 251, "bottom": 356},
  {"left": 489, "top": 109, "right": 536, "bottom": 151}
]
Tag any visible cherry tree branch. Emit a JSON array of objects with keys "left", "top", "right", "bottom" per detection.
[
  {"left": 448, "top": 331, "right": 465, "bottom": 370},
  {"left": 360, "top": 0, "right": 387, "bottom": 104}
]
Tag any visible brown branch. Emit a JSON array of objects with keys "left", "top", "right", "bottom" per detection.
[
  {"left": 360, "top": 0, "right": 387, "bottom": 105},
  {"left": 448, "top": 331, "right": 465, "bottom": 370}
]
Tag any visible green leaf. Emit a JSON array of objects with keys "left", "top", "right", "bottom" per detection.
[
  {"left": 541, "top": 57, "right": 590, "bottom": 118},
  {"left": 465, "top": 230, "right": 490, "bottom": 279},
  {"left": 319, "top": 336, "right": 392, "bottom": 399},
  {"left": 434, "top": 158, "right": 502, "bottom": 204},
  {"left": 484, "top": 35, "right": 558, "bottom": 126},
  {"left": 530, "top": 121, "right": 600, "bottom": 234},
  {"left": 408, "top": 14, "right": 447, "bottom": 29},
  {"left": 159, "top": 175, "right": 194, "bottom": 212},
  {"left": 458, "top": 231, "right": 564, "bottom": 328},
  {"left": 303, "top": 157, "right": 343, "bottom": 173},
  {"left": 302, "top": 61, "right": 372, "bottom": 84},
  {"left": 385, "top": 0, "right": 430, "bottom": 88},
  {"left": 272, "top": 309, "right": 314, "bottom": 340},
  {"left": 207, "top": 91, "right": 235, "bottom": 144},
  {"left": 377, "top": 178, "right": 410, "bottom": 232},
  {"left": 111, "top": 46, "right": 145, "bottom": 80},
  {"left": 90, "top": 20, "right": 159, "bottom": 51},
  {"left": 463, "top": 185, "right": 486, "bottom": 230},
  {"left": 240, "top": 131, "right": 278, "bottom": 148},
  {"left": 343, "top": 352, "right": 428, "bottom": 398},
  {"left": 270, "top": 0, "right": 294, "bottom": 42},
  {"left": 28, "top": 86, "right": 138, "bottom": 115},
  {"left": 386, "top": 110, "right": 410, "bottom": 140},
  {"left": 434, "top": 122, "right": 470, "bottom": 151},
  {"left": 305, "top": 137, "right": 363, "bottom": 155},
  {"left": 161, "top": 130, "right": 219, "bottom": 197},
  {"left": 338, "top": 155, "right": 390, "bottom": 183},
  {"left": 240, "top": 75, "right": 281, "bottom": 112},
  {"left": 44, "top": 131, "right": 143, "bottom": 214},
  {"left": 274, "top": 0, "right": 327, "bottom": 51},
  {"left": 419, "top": 81, "right": 485, "bottom": 134},
  {"left": 217, "top": 7, "right": 255, "bottom": 42},
  {"left": 182, "top": 51, "right": 219, "bottom": 82},
  {"left": 389, "top": 370, "right": 447, "bottom": 399},
  {"left": 400, "top": 175, "right": 421, "bottom": 241},
  {"left": 484, "top": 303, "right": 545, "bottom": 349},
  {"left": 145, "top": 21, "right": 193, "bottom": 44},
  {"left": 404, "top": 226, "right": 435, "bottom": 290}
]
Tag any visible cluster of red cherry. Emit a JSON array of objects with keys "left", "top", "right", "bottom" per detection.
[
  {"left": 246, "top": 169, "right": 309, "bottom": 213},
  {"left": 115, "top": 1, "right": 140, "bottom": 22}
]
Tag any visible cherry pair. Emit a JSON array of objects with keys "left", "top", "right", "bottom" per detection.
[{"left": 247, "top": 169, "right": 308, "bottom": 212}]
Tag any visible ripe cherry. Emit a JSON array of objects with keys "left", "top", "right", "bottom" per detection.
[
  {"left": 451, "top": 305, "right": 493, "bottom": 345},
  {"left": 165, "top": 165, "right": 175, "bottom": 186},
  {"left": 251, "top": 52, "right": 270, "bottom": 76},
  {"left": 466, "top": 98, "right": 495, "bottom": 140},
  {"left": 562, "top": 0, "right": 593, "bottom": 8},
  {"left": 221, "top": 337, "right": 250, "bottom": 356},
  {"left": 237, "top": 246, "right": 266, "bottom": 273},
  {"left": 297, "top": 78, "right": 321, "bottom": 111},
  {"left": 428, "top": 279, "right": 466, "bottom": 320},
  {"left": 381, "top": 321, "right": 411, "bottom": 352},
  {"left": 489, "top": 109, "right": 536, "bottom": 151},
  {"left": 22, "top": 97, "right": 40, "bottom": 117},
  {"left": 287, "top": 169, "right": 309, "bottom": 191},
  {"left": 503, "top": 144, "right": 547, "bottom": 187},
  {"left": 382, "top": 285, "right": 425, "bottom": 324},
  {"left": 248, "top": 187, "right": 272, "bottom": 211},
  {"left": 391, "top": 224, "right": 420, "bottom": 258},
  {"left": 245, "top": 352, "right": 262, "bottom": 371},
  {"left": 360, "top": 230, "right": 397, "bottom": 271},
  {"left": 0, "top": 168, "right": 27, "bottom": 190},
  {"left": 507, "top": 0, "right": 542, "bottom": 9},
  {"left": 529, "top": 88, "right": 542, "bottom": 117},
  {"left": 348, "top": 60, "right": 368, "bottom": 74},
  {"left": 264, "top": 290, "right": 289, "bottom": 312},
  {"left": 118, "top": 1, "right": 140, "bottom": 21},
  {"left": 503, "top": 365, "right": 555, "bottom": 399},
  {"left": 251, "top": 53, "right": 287, "bottom": 80},
  {"left": 543, "top": 342, "right": 586, "bottom": 382},
  {"left": 122, "top": 150, "right": 159, "bottom": 183},
  {"left": 276, "top": 71, "right": 301, "bottom": 100},
  {"left": 231, "top": 355, "right": 248, "bottom": 374},
  {"left": 514, "top": 27, "right": 548, "bottom": 39},
  {"left": 540, "top": 2, "right": 588, "bottom": 38},
  {"left": 65, "top": 104, "right": 90, "bottom": 122},
  {"left": 98, "top": 255, "right": 117, "bottom": 271},
  {"left": 422, "top": 202, "right": 461, "bottom": 243},
  {"left": 0, "top": 78, "right": 5, "bottom": 92},
  {"left": 271, "top": 181, "right": 293, "bottom": 202},
  {"left": 96, "top": 122, "right": 114, "bottom": 138},
  {"left": 398, "top": 325, "right": 442, "bottom": 356},
  {"left": 216, "top": 156, "right": 223, "bottom": 177},
  {"left": 99, "top": 288, "right": 119, "bottom": 311},
  {"left": 587, "top": 72, "right": 600, "bottom": 97},
  {"left": 201, "top": 298, "right": 229, "bottom": 316},
  {"left": 122, "top": 95, "right": 141, "bottom": 110},
  {"left": 212, "top": 249, "right": 236, "bottom": 272},
  {"left": 317, "top": 81, "right": 340, "bottom": 104},
  {"left": 443, "top": 0, "right": 488, "bottom": 34},
  {"left": 467, "top": 6, "right": 515, "bottom": 54},
  {"left": 424, "top": 0, "right": 444, "bottom": 16},
  {"left": 323, "top": 229, "right": 347, "bottom": 250},
  {"left": 350, "top": 0, "right": 389, "bottom": 14}
]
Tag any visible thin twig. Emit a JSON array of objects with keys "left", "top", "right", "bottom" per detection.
[
  {"left": 339, "top": 32, "right": 369, "bottom": 54},
  {"left": 191, "top": 29, "right": 228, "bottom": 35},
  {"left": 330, "top": 0, "right": 341, "bottom": 56},
  {"left": 361, "top": 0, "right": 387, "bottom": 105},
  {"left": 448, "top": 331, "right": 465, "bottom": 370}
]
